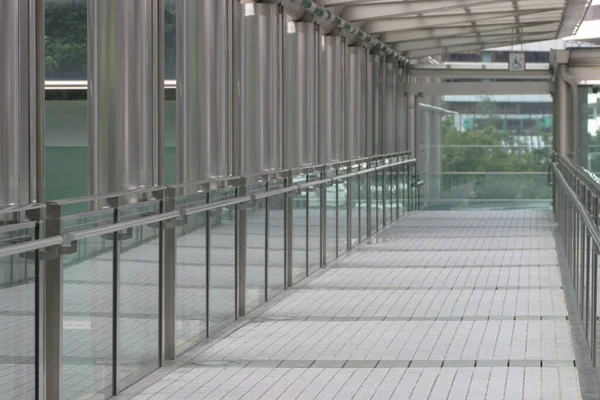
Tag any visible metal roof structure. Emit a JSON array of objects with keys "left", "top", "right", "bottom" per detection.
[{"left": 313, "top": 0, "right": 592, "bottom": 58}]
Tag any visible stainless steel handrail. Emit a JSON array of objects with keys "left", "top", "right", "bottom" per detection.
[
  {"left": 553, "top": 163, "right": 600, "bottom": 248},
  {"left": 0, "top": 236, "right": 65, "bottom": 259},
  {"left": 62, "top": 211, "right": 181, "bottom": 243},
  {"left": 47, "top": 186, "right": 166, "bottom": 206},
  {"left": 13, "top": 155, "right": 418, "bottom": 247}
]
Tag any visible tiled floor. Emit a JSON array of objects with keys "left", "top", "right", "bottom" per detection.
[{"left": 126, "top": 210, "right": 586, "bottom": 399}]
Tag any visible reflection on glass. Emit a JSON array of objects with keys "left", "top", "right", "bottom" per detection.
[
  {"left": 267, "top": 191, "right": 285, "bottom": 299},
  {"left": 359, "top": 174, "right": 368, "bottom": 241},
  {"left": 350, "top": 176, "right": 360, "bottom": 247},
  {"left": 325, "top": 172, "right": 338, "bottom": 263},
  {"left": 175, "top": 193, "right": 207, "bottom": 355},
  {"left": 308, "top": 181, "right": 321, "bottom": 273},
  {"left": 209, "top": 188, "right": 237, "bottom": 333},
  {"left": 117, "top": 204, "right": 161, "bottom": 389},
  {"left": 62, "top": 235, "right": 113, "bottom": 399},
  {"left": 370, "top": 172, "right": 377, "bottom": 235},
  {"left": 337, "top": 178, "right": 348, "bottom": 256},
  {"left": 0, "top": 227, "right": 36, "bottom": 400},
  {"left": 292, "top": 176, "right": 308, "bottom": 283},
  {"left": 422, "top": 173, "right": 551, "bottom": 210},
  {"left": 246, "top": 184, "right": 267, "bottom": 311},
  {"left": 580, "top": 86, "right": 600, "bottom": 174}
]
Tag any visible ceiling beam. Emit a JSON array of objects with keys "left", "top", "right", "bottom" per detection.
[
  {"left": 362, "top": 8, "right": 562, "bottom": 33},
  {"left": 404, "top": 32, "right": 557, "bottom": 58},
  {"left": 381, "top": 21, "right": 558, "bottom": 43},
  {"left": 393, "top": 28, "right": 557, "bottom": 51},
  {"left": 406, "top": 81, "right": 552, "bottom": 95}
]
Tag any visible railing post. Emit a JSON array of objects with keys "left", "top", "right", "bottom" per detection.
[
  {"left": 366, "top": 161, "right": 372, "bottom": 237},
  {"left": 163, "top": 188, "right": 177, "bottom": 360},
  {"left": 320, "top": 170, "right": 327, "bottom": 267},
  {"left": 284, "top": 171, "right": 293, "bottom": 288},
  {"left": 238, "top": 177, "right": 248, "bottom": 317},
  {"left": 44, "top": 204, "right": 63, "bottom": 400},
  {"left": 347, "top": 165, "right": 353, "bottom": 251},
  {"left": 382, "top": 168, "right": 387, "bottom": 226}
]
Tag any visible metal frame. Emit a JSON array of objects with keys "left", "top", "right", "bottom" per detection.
[{"left": 553, "top": 153, "right": 600, "bottom": 367}]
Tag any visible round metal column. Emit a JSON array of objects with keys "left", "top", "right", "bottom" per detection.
[
  {"left": 283, "top": 20, "right": 317, "bottom": 169},
  {"left": 88, "top": 0, "right": 163, "bottom": 195},
  {"left": 318, "top": 35, "right": 345, "bottom": 163},
  {"left": 0, "top": 0, "right": 44, "bottom": 207},
  {"left": 367, "top": 54, "right": 383, "bottom": 156},
  {"left": 395, "top": 66, "right": 406, "bottom": 152},
  {"left": 382, "top": 61, "right": 397, "bottom": 154},
  {"left": 239, "top": 2, "right": 282, "bottom": 175},
  {"left": 177, "top": 0, "right": 230, "bottom": 184},
  {"left": 345, "top": 46, "right": 367, "bottom": 160}
]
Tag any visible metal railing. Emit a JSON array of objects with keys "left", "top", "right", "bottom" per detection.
[
  {"left": 552, "top": 152, "right": 600, "bottom": 368},
  {"left": 0, "top": 152, "right": 418, "bottom": 400}
]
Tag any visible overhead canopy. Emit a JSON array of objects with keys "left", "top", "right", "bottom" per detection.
[{"left": 316, "top": 0, "right": 591, "bottom": 58}]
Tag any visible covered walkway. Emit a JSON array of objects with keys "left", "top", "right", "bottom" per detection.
[{"left": 124, "top": 210, "right": 591, "bottom": 399}]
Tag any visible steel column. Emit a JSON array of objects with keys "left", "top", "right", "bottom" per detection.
[
  {"left": 0, "top": 0, "right": 44, "bottom": 208},
  {"left": 88, "top": 0, "right": 164, "bottom": 195},
  {"left": 176, "top": 0, "right": 230, "bottom": 184},
  {"left": 345, "top": 46, "right": 366, "bottom": 160},
  {"left": 239, "top": 2, "right": 282, "bottom": 174},
  {"left": 283, "top": 20, "right": 317, "bottom": 169}
]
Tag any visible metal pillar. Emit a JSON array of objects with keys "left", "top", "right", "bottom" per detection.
[
  {"left": 0, "top": 0, "right": 45, "bottom": 208},
  {"left": 176, "top": 0, "right": 230, "bottom": 184},
  {"left": 318, "top": 35, "right": 345, "bottom": 163},
  {"left": 239, "top": 2, "right": 282, "bottom": 175},
  {"left": 383, "top": 60, "right": 396, "bottom": 152},
  {"left": 345, "top": 46, "right": 366, "bottom": 160},
  {"left": 366, "top": 54, "right": 382, "bottom": 156},
  {"left": 556, "top": 67, "right": 570, "bottom": 158},
  {"left": 283, "top": 19, "right": 317, "bottom": 169},
  {"left": 396, "top": 67, "right": 406, "bottom": 152},
  {"left": 88, "top": 0, "right": 164, "bottom": 195}
]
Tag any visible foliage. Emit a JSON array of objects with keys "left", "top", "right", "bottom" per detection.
[
  {"left": 441, "top": 114, "right": 552, "bottom": 200},
  {"left": 45, "top": 1, "right": 87, "bottom": 79},
  {"left": 44, "top": 1, "right": 177, "bottom": 79}
]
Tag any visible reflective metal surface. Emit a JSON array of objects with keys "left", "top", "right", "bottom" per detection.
[
  {"left": 177, "top": 0, "right": 230, "bottom": 184},
  {"left": 239, "top": 2, "right": 282, "bottom": 175},
  {"left": 88, "top": 0, "right": 162, "bottom": 195},
  {"left": 318, "top": 35, "right": 345, "bottom": 163},
  {"left": 283, "top": 20, "right": 317, "bottom": 169},
  {"left": 0, "top": 0, "right": 43, "bottom": 207},
  {"left": 345, "top": 46, "right": 366, "bottom": 160},
  {"left": 382, "top": 61, "right": 397, "bottom": 153}
]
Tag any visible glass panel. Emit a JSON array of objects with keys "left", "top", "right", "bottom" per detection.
[
  {"left": 337, "top": 177, "right": 348, "bottom": 256},
  {"left": 209, "top": 188, "right": 237, "bottom": 334},
  {"left": 370, "top": 171, "right": 377, "bottom": 235},
  {"left": 45, "top": 0, "right": 89, "bottom": 204},
  {"left": 117, "top": 204, "right": 161, "bottom": 389},
  {"left": 421, "top": 94, "right": 553, "bottom": 210},
  {"left": 350, "top": 176, "right": 360, "bottom": 248},
  {"left": 325, "top": 171, "right": 337, "bottom": 264},
  {"left": 267, "top": 188, "right": 285, "bottom": 299},
  {"left": 62, "top": 233, "right": 113, "bottom": 399},
  {"left": 246, "top": 184, "right": 267, "bottom": 312},
  {"left": 377, "top": 170, "right": 384, "bottom": 229},
  {"left": 175, "top": 193, "right": 207, "bottom": 355},
  {"left": 359, "top": 173, "right": 368, "bottom": 241},
  {"left": 0, "top": 226, "right": 36, "bottom": 400},
  {"left": 580, "top": 86, "right": 600, "bottom": 173},
  {"left": 308, "top": 177, "right": 321, "bottom": 273},
  {"left": 387, "top": 168, "right": 394, "bottom": 225},
  {"left": 422, "top": 173, "right": 552, "bottom": 210},
  {"left": 292, "top": 175, "right": 308, "bottom": 284}
]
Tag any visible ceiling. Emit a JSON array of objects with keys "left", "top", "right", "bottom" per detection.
[{"left": 314, "top": 0, "right": 592, "bottom": 58}]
